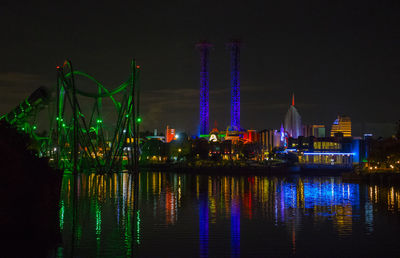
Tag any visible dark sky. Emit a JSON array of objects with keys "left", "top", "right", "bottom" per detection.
[{"left": 1, "top": 0, "right": 399, "bottom": 137}]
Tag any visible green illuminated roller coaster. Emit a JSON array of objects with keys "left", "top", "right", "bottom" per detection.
[{"left": 1, "top": 60, "right": 141, "bottom": 174}]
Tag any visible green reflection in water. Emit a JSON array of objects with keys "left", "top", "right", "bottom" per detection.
[
  {"left": 96, "top": 200, "right": 101, "bottom": 255},
  {"left": 96, "top": 201, "right": 102, "bottom": 237},
  {"left": 124, "top": 205, "right": 132, "bottom": 256},
  {"left": 136, "top": 210, "right": 141, "bottom": 245},
  {"left": 58, "top": 173, "right": 400, "bottom": 257},
  {"left": 59, "top": 200, "right": 64, "bottom": 230}
]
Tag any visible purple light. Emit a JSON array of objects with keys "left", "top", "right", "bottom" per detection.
[
  {"left": 199, "top": 194, "right": 209, "bottom": 257},
  {"left": 196, "top": 41, "right": 212, "bottom": 135},
  {"left": 303, "top": 152, "right": 355, "bottom": 155},
  {"left": 229, "top": 40, "right": 240, "bottom": 130},
  {"left": 231, "top": 198, "right": 240, "bottom": 257}
]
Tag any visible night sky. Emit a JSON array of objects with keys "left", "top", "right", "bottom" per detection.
[{"left": 1, "top": 1, "right": 399, "bottom": 137}]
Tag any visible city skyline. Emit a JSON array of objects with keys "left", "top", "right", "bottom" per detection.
[{"left": 0, "top": 1, "right": 399, "bottom": 137}]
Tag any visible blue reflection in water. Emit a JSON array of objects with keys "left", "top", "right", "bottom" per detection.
[
  {"left": 278, "top": 180, "right": 360, "bottom": 213},
  {"left": 365, "top": 202, "right": 373, "bottom": 233},
  {"left": 60, "top": 173, "right": 400, "bottom": 257},
  {"left": 303, "top": 181, "right": 360, "bottom": 211},
  {"left": 199, "top": 194, "right": 208, "bottom": 258},
  {"left": 231, "top": 198, "right": 240, "bottom": 258},
  {"left": 282, "top": 183, "right": 297, "bottom": 209}
]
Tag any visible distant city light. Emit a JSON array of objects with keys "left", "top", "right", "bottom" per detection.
[{"left": 303, "top": 152, "right": 355, "bottom": 156}]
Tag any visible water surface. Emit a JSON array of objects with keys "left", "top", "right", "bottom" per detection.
[{"left": 58, "top": 172, "right": 400, "bottom": 257}]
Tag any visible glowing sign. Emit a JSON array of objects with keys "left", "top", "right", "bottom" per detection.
[{"left": 209, "top": 134, "right": 218, "bottom": 142}]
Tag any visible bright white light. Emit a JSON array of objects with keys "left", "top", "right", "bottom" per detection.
[{"left": 175, "top": 134, "right": 179, "bottom": 139}]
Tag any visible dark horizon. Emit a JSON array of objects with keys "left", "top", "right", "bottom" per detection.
[{"left": 1, "top": 1, "right": 399, "bottom": 137}]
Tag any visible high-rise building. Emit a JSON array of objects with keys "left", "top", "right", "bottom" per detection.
[
  {"left": 330, "top": 115, "right": 352, "bottom": 137},
  {"left": 303, "top": 124, "right": 326, "bottom": 137},
  {"left": 166, "top": 125, "right": 176, "bottom": 143},
  {"left": 258, "top": 129, "right": 278, "bottom": 153},
  {"left": 284, "top": 94, "right": 302, "bottom": 138}
]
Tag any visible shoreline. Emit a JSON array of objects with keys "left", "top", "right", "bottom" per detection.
[{"left": 137, "top": 163, "right": 400, "bottom": 185}]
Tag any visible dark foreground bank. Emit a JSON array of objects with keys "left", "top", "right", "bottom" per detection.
[{"left": 0, "top": 122, "right": 62, "bottom": 257}]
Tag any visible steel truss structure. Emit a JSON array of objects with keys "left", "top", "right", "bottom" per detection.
[
  {"left": 196, "top": 41, "right": 212, "bottom": 135},
  {"left": 228, "top": 40, "right": 240, "bottom": 131},
  {"left": 53, "top": 60, "right": 141, "bottom": 173},
  {"left": 1, "top": 60, "right": 141, "bottom": 174}
]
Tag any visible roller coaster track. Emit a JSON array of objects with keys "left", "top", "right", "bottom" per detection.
[{"left": 1, "top": 60, "right": 141, "bottom": 174}]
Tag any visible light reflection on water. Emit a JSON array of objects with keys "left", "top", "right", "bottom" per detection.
[{"left": 58, "top": 172, "right": 400, "bottom": 257}]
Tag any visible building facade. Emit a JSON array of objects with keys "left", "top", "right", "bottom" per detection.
[
  {"left": 303, "top": 124, "right": 325, "bottom": 137},
  {"left": 330, "top": 115, "right": 352, "bottom": 137}
]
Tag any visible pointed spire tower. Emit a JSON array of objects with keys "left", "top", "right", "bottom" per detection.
[
  {"left": 292, "top": 93, "right": 295, "bottom": 106},
  {"left": 284, "top": 93, "right": 302, "bottom": 138}
]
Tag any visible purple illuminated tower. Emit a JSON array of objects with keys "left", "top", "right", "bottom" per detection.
[
  {"left": 196, "top": 41, "right": 212, "bottom": 135},
  {"left": 228, "top": 40, "right": 240, "bottom": 131}
]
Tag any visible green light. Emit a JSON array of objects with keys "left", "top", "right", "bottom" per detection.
[
  {"left": 136, "top": 210, "right": 140, "bottom": 245},
  {"left": 33, "top": 125, "right": 37, "bottom": 130},
  {"left": 59, "top": 200, "right": 64, "bottom": 230},
  {"left": 136, "top": 117, "right": 142, "bottom": 123},
  {"left": 96, "top": 119, "right": 103, "bottom": 123},
  {"left": 126, "top": 114, "right": 129, "bottom": 118}
]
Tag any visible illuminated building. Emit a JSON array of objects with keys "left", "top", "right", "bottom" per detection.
[
  {"left": 303, "top": 124, "right": 325, "bottom": 137},
  {"left": 258, "top": 129, "right": 275, "bottom": 155},
  {"left": 330, "top": 115, "right": 352, "bottom": 137},
  {"left": 243, "top": 129, "right": 257, "bottom": 143},
  {"left": 258, "top": 129, "right": 285, "bottom": 158},
  {"left": 288, "top": 136, "right": 364, "bottom": 168},
  {"left": 284, "top": 94, "right": 302, "bottom": 138},
  {"left": 165, "top": 125, "right": 175, "bottom": 143}
]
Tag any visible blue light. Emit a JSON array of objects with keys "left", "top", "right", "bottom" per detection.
[
  {"left": 229, "top": 41, "right": 240, "bottom": 130},
  {"left": 303, "top": 152, "right": 355, "bottom": 155},
  {"left": 303, "top": 181, "right": 360, "bottom": 210},
  {"left": 278, "top": 180, "right": 360, "bottom": 215},
  {"left": 352, "top": 139, "right": 360, "bottom": 163},
  {"left": 197, "top": 42, "right": 211, "bottom": 135},
  {"left": 199, "top": 194, "right": 209, "bottom": 257},
  {"left": 231, "top": 198, "right": 240, "bottom": 257}
]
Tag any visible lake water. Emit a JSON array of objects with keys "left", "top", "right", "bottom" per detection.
[{"left": 58, "top": 172, "right": 400, "bottom": 257}]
